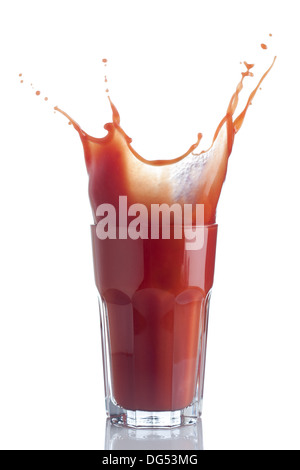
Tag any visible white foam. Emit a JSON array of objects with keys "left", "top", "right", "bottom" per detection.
[{"left": 168, "top": 147, "right": 215, "bottom": 203}]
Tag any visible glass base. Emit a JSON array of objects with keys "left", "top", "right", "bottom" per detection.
[
  {"left": 105, "top": 417, "right": 203, "bottom": 450},
  {"left": 107, "top": 398, "right": 202, "bottom": 428}
]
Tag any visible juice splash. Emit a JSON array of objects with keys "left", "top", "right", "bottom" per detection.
[{"left": 54, "top": 56, "right": 276, "bottom": 226}]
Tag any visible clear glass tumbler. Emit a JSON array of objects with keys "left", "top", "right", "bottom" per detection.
[{"left": 91, "top": 224, "right": 218, "bottom": 427}]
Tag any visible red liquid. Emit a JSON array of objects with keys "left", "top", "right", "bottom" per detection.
[
  {"left": 55, "top": 57, "right": 276, "bottom": 411},
  {"left": 55, "top": 58, "right": 276, "bottom": 226},
  {"left": 92, "top": 226, "right": 217, "bottom": 411}
]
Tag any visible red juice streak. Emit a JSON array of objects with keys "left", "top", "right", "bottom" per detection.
[
  {"left": 55, "top": 57, "right": 276, "bottom": 411},
  {"left": 233, "top": 57, "right": 276, "bottom": 133}
]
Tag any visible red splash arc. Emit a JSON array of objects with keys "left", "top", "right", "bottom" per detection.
[{"left": 54, "top": 56, "right": 276, "bottom": 226}]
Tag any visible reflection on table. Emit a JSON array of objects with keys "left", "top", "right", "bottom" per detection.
[{"left": 105, "top": 418, "right": 203, "bottom": 450}]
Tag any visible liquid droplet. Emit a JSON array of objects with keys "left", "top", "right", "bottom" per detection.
[
  {"left": 36, "top": 91, "right": 41, "bottom": 96},
  {"left": 244, "top": 61, "right": 254, "bottom": 71},
  {"left": 44, "top": 97, "right": 48, "bottom": 101},
  {"left": 261, "top": 43, "right": 267, "bottom": 50}
]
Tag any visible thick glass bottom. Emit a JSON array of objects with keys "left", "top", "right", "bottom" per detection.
[
  {"left": 107, "top": 398, "right": 202, "bottom": 428},
  {"left": 105, "top": 417, "right": 203, "bottom": 450}
]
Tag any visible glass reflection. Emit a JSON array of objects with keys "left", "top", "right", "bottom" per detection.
[{"left": 105, "top": 419, "right": 203, "bottom": 450}]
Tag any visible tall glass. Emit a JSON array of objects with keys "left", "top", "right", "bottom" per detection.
[
  {"left": 53, "top": 47, "right": 275, "bottom": 429},
  {"left": 91, "top": 224, "right": 218, "bottom": 428}
]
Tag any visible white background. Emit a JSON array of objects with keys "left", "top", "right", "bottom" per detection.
[{"left": 0, "top": 0, "right": 299, "bottom": 450}]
